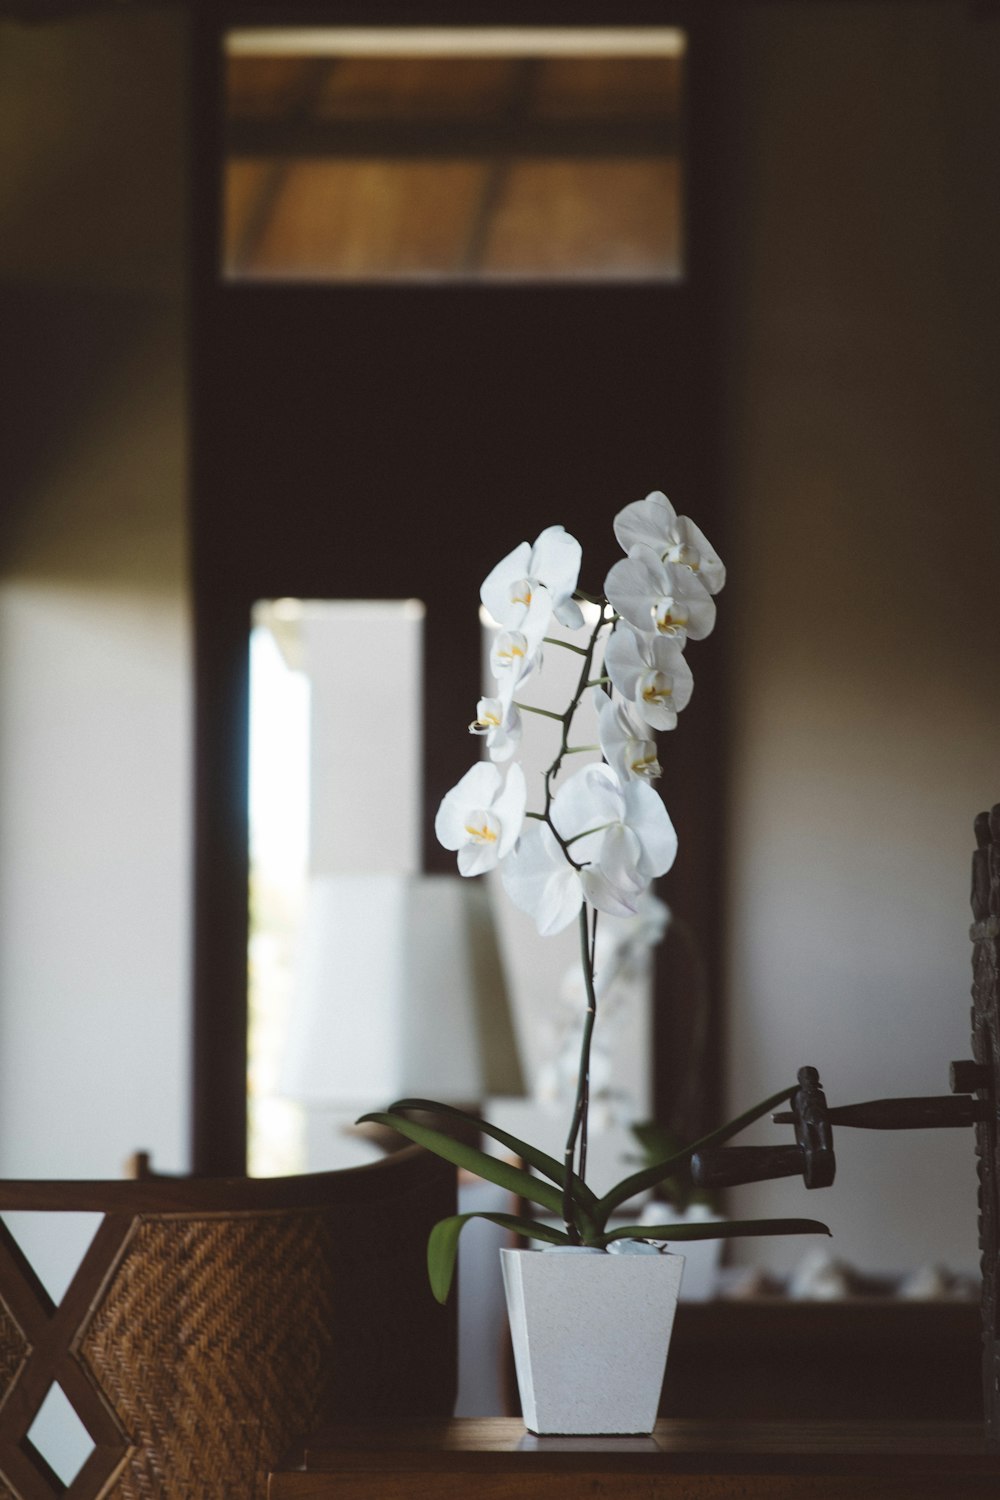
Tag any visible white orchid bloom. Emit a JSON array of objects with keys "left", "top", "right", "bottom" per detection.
[
  {"left": 604, "top": 623, "right": 694, "bottom": 731},
  {"left": 488, "top": 605, "right": 548, "bottom": 685},
  {"left": 480, "top": 524, "right": 585, "bottom": 635},
  {"left": 596, "top": 692, "right": 661, "bottom": 782},
  {"left": 501, "top": 819, "right": 583, "bottom": 935},
  {"left": 550, "top": 762, "right": 677, "bottom": 918},
  {"left": 435, "top": 761, "right": 526, "bottom": 876},
  {"left": 605, "top": 544, "right": 716, "bottom": 644},
  {"left": 614, "top": 491, "right": 726, "bottom": 595},
  {"left": 469, "top": 693, "right": 522, "bottom": 763}
]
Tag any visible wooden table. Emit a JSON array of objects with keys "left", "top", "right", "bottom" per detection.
[{"left": 268, "top": 1417, "right": 998, "bottom": 1498}]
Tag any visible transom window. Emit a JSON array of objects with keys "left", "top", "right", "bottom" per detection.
[{"left": 223, "top": 27, "right": 686, "bottom": 281}]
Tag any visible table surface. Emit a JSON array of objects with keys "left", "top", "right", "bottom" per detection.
[{"left": 268, "top": 1417, "right": 1000, "bottom": 1499}]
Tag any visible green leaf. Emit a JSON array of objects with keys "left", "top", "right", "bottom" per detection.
[
  {"left": 596, "top": 1217, "right": 831, "bottom": 1249},
  {"left": 427, "top": 1213, "right": 572, "bottom": 1304},
  {"left": 595, "top": 1083, "right": 798, "bottom": 1219},
  {"left": 387, "top": 1098, "right": 600, "bottom": 1215},
  {"left": 358, "top": 1111, "right": 567, "bottom": 1219}
]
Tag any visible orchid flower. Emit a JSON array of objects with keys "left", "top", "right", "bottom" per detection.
[
  {"left": 501, "top": 761, "right": 676, "bottom": 938},
  {"left": 469, "top": 692, "right": 522, "bottom": 763},
  {"left": 614, "top": 491, "right": 726, "bottom": 595},
  {"left": 501, "top": 819, "right": 584, "bottom": 935},
  {"left": 605, "top": 544, "right": 716, "bottom": 644},
  {"left": 551, "top": 762, "right": 677, "bottom": 919},
  {"left": 604, "top": 623, "right": 694, "bottom": 731},
  {"left": 435, "top": 761, "right": 526, "bottom": 876},
  {"left": 596, "top": 692, "right": 661, "bottom": 783},
  {"left": 372, "top": 497, "right": 832, "bottom": 1295},
  {"left": 489, "top": 625, "right": 542, "bottom": 687},
  {"left": 481, "top": 524, "right": 585, "bottom": 635}
]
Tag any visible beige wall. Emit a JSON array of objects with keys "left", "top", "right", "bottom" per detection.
[
  {"left": 716, "top": 4, "right": 1000, "bottom": 1275},
  {"left": 0, "top": 8, "right": 191, "bottom": 1178}
]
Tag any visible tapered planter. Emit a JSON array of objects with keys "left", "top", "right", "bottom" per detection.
[{"left": 500, "top": 1247, "right": 685, "bottom": 1435}]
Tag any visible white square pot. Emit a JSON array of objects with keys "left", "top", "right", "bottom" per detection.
[{"left": 500, "top": 1247, "right": 685, "bottom": 1435}]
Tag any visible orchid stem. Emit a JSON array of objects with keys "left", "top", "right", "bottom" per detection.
[
  {"left": 543, "top": 637, "right": 590, "bottom": 656},
  {"left": 515, "top": 702, "right": 566, "bottom": 722},
  {"left": 565, "top": 822, "right": 615, "bottom": 847},
  {"left": 562, "top": 904, "right": 599, "bottom": 1236}
]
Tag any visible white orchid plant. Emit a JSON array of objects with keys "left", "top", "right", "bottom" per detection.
[{"left": 361, "top": 492, "right": 829, "bottom": 1302}]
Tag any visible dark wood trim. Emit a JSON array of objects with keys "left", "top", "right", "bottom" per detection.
[
  {"left": 190, "top": 0, "right": 249, "bottom": 1175},
  {"left": 0, "top": 1142, "right": 449, "bottom": 1214},
  {"left": 269, "top": 1417, "right": 998, "bottom": 1498},
  {"left": 226, "top": 119, "right": 681, "bottom": 160}
]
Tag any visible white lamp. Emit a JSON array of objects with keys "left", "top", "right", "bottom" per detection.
[{"left": 280, "top": 873, "right": 523, "bottom": 1110}]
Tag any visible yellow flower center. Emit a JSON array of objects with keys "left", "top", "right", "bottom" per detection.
[
  {"left": 653, "top": 596, "right": 688, "bottom": 634},
  {"left": 641, "top": 671, "right": 672, "bottom": 706},
  {"left": 464, "top": 816, "right": 499, "bottom": 845}
]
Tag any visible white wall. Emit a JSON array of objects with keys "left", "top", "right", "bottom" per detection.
[
  {"left": 0, "top": 581, "right": 190, "bottom": 1178},
  {"left": 0, "top": 9, "right": 191, "bottom": 1477},
  {"left": 0, "top": 8, "right": 191, "bottom": 1181}
]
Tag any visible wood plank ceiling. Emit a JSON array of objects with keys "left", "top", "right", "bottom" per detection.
[{"left": 223, "top": 50, "right": 684, "bottom": 279}]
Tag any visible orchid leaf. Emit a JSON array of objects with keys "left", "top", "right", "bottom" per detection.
[
  {"left": 596, "top": 1217, "right": 831, "bottom": 1249},
  {"left": 387, "top": 1098, "right": 599, "bottom": 1215},
  {"left": 595, "top": 1083, "right": 798, "bottom": 1219},
  {"left": 428, "top": 1213, "right": 572, "bottom": 1304},
  {"left": 358, "top": 1111, "right": 568, "bottom": 1220}
]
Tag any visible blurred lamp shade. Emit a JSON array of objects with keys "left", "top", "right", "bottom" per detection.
[{"left": 280, "top": 873, "right": 523, "bottom": 1109}]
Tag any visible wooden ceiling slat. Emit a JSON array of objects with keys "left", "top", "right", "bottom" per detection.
[
  {"left": 480, "top": 157, "right": 683, "bottom": 276},
  {"left": 230, "top": 159, "right": 491, "bottom": 277}
]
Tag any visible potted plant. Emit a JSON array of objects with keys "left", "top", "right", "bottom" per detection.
[{"left": 362, "top": 493, "right": 829, "bottom": 1434}]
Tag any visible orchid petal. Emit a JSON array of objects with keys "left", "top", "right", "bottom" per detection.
[
  {"left": 459, "top": 839, "right": 502, "bottom": 876},
  {"left": 597, "top": 693, "right": 661, "bottom": 782},
  {"left": 622, "top": 778, "right": 678, "bottom": 879},
  {"left": 604, "top": 549, "right": 664, "bottom": 636},
  {"left": 529, "top": 525, "right": 584, "bottom": 628},
  {"left": 481, "top": 541, "right": 532, "bottom": 624},
  {"left": 603, "top": 623, "right": 647, "bottom": 699},
  {"left": 501, "top": 821, "right": 582, "bottom": 935},
  {"left": 605, "top": 625, "right": 694, "bottom": 732},
  {"left": 582, "top": 863, "right": 645, "bottom": 918},
  {"left": 613, "top": 491, "right": 677, "bottom": 556},
  {"left": 667, "top": 515, "right": 726, "bottom": 595},
  {"left": 580, "top": 823, "right": 646, "bottom": 917},
  {"left": 493, "top": 762, "right": 527, "bottom": 858},
  {"left": 550, "top": 763, "right": 624, "bottom": 846}
]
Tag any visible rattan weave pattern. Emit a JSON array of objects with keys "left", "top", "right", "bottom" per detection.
[
  {"left": 0, "top": 1304, "right": 28, "bottom": 1498},
  {"left": 80, "top": 1213, "right": 336, "bottom": 1500},
  {"left": 0, "top": 1303, "right": 26, "bottom": 1397}
]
